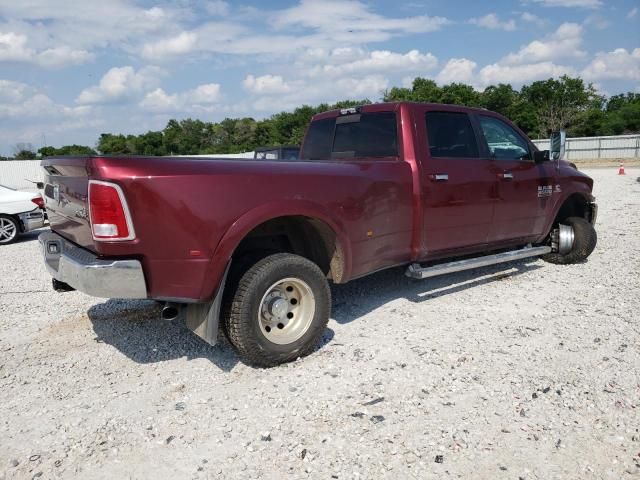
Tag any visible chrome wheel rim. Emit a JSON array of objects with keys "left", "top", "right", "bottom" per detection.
[
  {"left": 558, "top": 223, "right": 575, "bottom": 255},
  {"left": 258, "top": 277, "right": 315, "bottom": 345},
  {"left": 0, "top": 218, "right": 17, "bottom": 243}
]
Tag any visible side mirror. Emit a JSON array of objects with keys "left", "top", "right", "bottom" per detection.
[
  {"left": 36, "top": 182, "right": 44, "bottom": 190},
  {"left": 533, "top": 150, "right": 550, "bottom": 163},
  {"left": 549, "top": 130, "right": 566, "bottom": 161}
]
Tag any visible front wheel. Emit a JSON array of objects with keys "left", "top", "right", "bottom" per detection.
[
  {"left": 542, "top": 216, "right": 597, "bottom": 265},
  {"left": 224, "top": 253, "right": 331, "bottom": 367},
  {"left": 0, "top": 215, "right": 19, "bottom": 245}
]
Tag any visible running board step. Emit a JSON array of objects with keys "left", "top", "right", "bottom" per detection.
[{"left": 405, "top": 246, "right": 552, "bottom": 280}]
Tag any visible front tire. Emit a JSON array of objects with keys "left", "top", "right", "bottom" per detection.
[
  {"left": 224, "top": 253, "right": 331, "bottom": 367},
  {"left": 0, "top": 215, "right": 19, "bottom": 245},
  {"left": 542, "top": 216, "right": 597, "bottom": 265}
]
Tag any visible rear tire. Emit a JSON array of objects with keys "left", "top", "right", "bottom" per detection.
[
  {"left": 542, "top": 216, "right": 597, "bottom": 265},
  {"left": 224, "top": 253, "right": 331, "bottom": 367},
  {"left": 0, "top": 215, "right": 19, "bottom": 245}
]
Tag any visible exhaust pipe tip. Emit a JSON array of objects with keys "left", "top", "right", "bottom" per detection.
[{"left": 161, "top": 303, "right": 181, "bottom": 321}]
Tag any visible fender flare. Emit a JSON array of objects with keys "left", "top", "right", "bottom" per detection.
[
  {"left": 198, "top": 200, "right": 352, "bottom": 300},
  {"left": 539, "top": 189, "right": 594, "bottom": 241}
]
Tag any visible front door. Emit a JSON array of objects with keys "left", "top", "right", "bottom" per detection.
[
  {"left": 417, "top": 109, "right": 498, "bottom": 256},
  {"left": 475, "top": 114, "right": 556, "bottom": 243}
]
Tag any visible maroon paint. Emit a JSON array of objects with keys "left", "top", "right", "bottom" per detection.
[{"left": 41, "top": 102, "right": 595, "bottom": 302}]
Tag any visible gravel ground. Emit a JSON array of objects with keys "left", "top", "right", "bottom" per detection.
[{"left": 1, "top": 168, "right": 639, "bottom": 480}]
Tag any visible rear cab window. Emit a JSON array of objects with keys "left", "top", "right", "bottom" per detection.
[
  {"left": 300, "top": 111, "right": 398, "bottom": 160},
  {"left": 477, "top": 115, "right": 531, "bottom": 161},
  {"left": 425, "top": 111, "right": 479, "bottom": 158}
]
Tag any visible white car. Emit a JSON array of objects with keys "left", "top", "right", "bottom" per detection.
[{"left": 0, "top": 184, "right": 46, "bottom": 244}]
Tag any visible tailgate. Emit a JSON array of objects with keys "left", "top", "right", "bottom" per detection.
[{"left": 41, "top": 157, "right": 94, "bottom": 249}]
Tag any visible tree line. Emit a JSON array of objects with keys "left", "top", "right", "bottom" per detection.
[{"left": 4, "top": 75, "right": 639, "bottom": 159}]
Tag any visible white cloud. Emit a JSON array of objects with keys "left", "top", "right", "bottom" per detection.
[
  {"left": 436, "top": 58, "right": 478, "bottom": 84},
  {"left": 478, "top": 61, "right": 575, "bottom": 86},
  {"left": 138, "top": 1, "right": 450, "bottom": 60},
  {"left": 582, "top": 48, "right": 640, "bottom": 81},
  {"left": 502, "top": 22, "right": 585, "bottom": 64},
  {"left": 76, "top": 66, "right": 164, "bottom": 105},
  {"left": 141, "top": 32, "right": 198, "bottom": 60},
  {"left": 140, "top": 83, "right": 222, "bottom": 112},
  {"left": 243, "top": 75, "right": 291, "bottom": 94},
  {"left": 469, "top": 13, "right": 516, "bottom": 31},
  {"left": 0, "top": 79, "right": 91, "bottom": 119},
  {"left": 0, "top": 31, "right": 92, "bottom": 67},
  {"left": 584, "top": 14, "right": 610, "bottom": 30},
  {"left": 520, "top": 12, "right": 545, "bottom": 26},
  {"left": 246, "top": 72, "right": 388, "bottom": 113},
  {"left": 311, "top": 49, "right": 438, "bottom": 77},
  {"left": 0, "top": 32, "right": 32, "bottom": 62},
  {"left": 431, "top": 56, "right": 575, "bottom": 89},
  {"left": 36, "top": 46, "right": 93, "bottom": 67},
  {"left": 139, "top": 88, "right": 179, "bottom": 112},
  {"left": 627, "top": 7, "right": 638, "bottom": 19},
  {"left": 274, "top": 0, "right": 449, "bottom": 36},
  {"left": 188, "top": 83, "right": 222, "bottom": 104},
  {"left": 0, "top": 2, "right": 178, "bottom": 66},
  {"left": 530, "top": 0, "right": 601, "bottom": 8}
]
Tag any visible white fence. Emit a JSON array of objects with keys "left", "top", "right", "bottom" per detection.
[
  {"left": 532, "top": 134, "right": 640, "bottom": 161},
  {"left": 0, "top": 160, "right": 44, "bottom": 190}
]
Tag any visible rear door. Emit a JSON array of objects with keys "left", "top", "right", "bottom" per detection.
[
  {"left": 475, "top": 114, "right": 556, "bottom": 243},
  {"left": 417, "top": 108, "right": 497, "bottom": 256}
]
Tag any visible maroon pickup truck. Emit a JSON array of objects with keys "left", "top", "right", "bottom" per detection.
[{"left": 39, "top": 102, "right": 597, "bottom": 367}]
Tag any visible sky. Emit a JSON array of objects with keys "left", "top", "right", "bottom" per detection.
[{"left": 0, "top": 0, "right": 639, "bottom": 155}]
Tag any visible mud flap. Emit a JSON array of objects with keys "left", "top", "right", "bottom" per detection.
[{"left": 185, "top": 261, "right": 230, "bottom": 346}]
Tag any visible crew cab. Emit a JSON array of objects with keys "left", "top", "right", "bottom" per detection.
[
  {"left": 0, "top": 184, "right": 45, "bottom": 244},
  {"left": 39, "top": 102, "right": 597, "bottom": 366}
]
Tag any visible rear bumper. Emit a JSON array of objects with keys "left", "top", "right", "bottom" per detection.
[
  {"left": 38, "top": 231, "right": 147, "bottom": 299},
  {"left": 19, "top": 208, "right": 45, "bottom": 232}
]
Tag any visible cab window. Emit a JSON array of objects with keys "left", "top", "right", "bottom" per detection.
[
  {"left": 478, "top": 115, "right": 531, "bottom": 160},
  {"left": 300, "top": 112, "right": 398, "bottom": 160},
  {"left": 332, "top": 112, "right": 398, "bottom": 158},
  {"left": 300, "top": 118, "right": 335, "bottom": 160},
  {"left": 425, "top": 111, "right": 479, "bottom": 158}
]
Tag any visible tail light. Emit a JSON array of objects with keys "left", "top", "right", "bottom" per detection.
[
  {"left": 88, "top": 180, "right": 136, "bottom": 241},
  {"left": 31, "top": 196, "right": 45, "bottom": 209}
]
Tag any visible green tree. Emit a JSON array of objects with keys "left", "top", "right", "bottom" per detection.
[
  {"left": 97, "top": 133, "right": 136, "bottom": 154},
  {"left": 14, "top": 150, "right": 37, "bottom": 160},
  {"left": 38, "top": 145, "right": 96, "bottom": 156},
  {"left": 520, "top": 76, "right": 601, "bottom": 136},
  {"left": 481, "top": 84, "right": 518, "bottom": 116}
]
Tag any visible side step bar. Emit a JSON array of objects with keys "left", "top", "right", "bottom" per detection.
[{"left": 405, "top": 246, "right": 552, "bottom": 280}]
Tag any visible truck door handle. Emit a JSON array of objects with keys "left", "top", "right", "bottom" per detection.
[
  {"left": 498, "top": 172, "right": 514, "bottom": 180},
  {"left": 429, "top": 174, "right": 449, "bottom": 181}
]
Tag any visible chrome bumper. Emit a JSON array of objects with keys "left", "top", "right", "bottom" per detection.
[
  {"left": 19, "top": 208, "right": 45, "bottom": 232},
  {"left": 38, "top": 231, "right": 147, "bottom": 299}
]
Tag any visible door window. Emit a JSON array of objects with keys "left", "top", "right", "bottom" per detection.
[
  {"left": 425, "top": 111, "right": 479, "bottom": 158},
  {"left": 478, "top": 115, "right": 531, "bottom": 160}
]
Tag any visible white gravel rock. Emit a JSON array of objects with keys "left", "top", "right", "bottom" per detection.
[{"left": 0, "top": 168, "right": 639, "bottom": 479}]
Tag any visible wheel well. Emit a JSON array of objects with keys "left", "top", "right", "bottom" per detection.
[
  {"left": 232, "top": 216, "right": 345, "bottom": 282},
  {"left": 554, "top": 193, "right": 591, "bottom": 225}
]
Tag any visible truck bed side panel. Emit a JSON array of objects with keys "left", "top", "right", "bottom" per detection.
[{"left": 44, "top": 156, "right": 414, "bottom": 301}]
